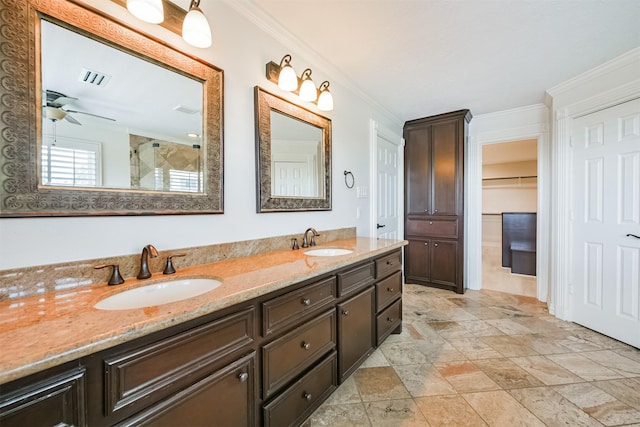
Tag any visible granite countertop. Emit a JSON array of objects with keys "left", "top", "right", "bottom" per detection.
[{"left": 0, "top": 237, "right": 406, "bottom": 385}]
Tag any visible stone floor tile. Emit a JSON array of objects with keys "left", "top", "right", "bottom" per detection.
[
  {"left": 362, "top": 398, "right": 429, "bottom": 427},
  {"left": 509, "top": 386, "right": 603, "bottom": 427},
  {"left": 352, "top": 366, "right": 411, "bottom": 402},
  {"left": 510, "top": 355, "right": 584, "bottom": 385},
  {"left": 413, "top": 340, "right": 468, "bottom": 363},
  {"left": 546, "top": 353, "right": 625, "bottom": 381},
  {"left": 480, "top": 335, "right": 539, "bottom": 357},
  {"left": 323, "top": 376, "right": 361, "bottom": 406},
  {"left": 394, "top": 363, "right": 457, "bottom": 397},
  {"left": 415, "top": 395, "right": 488, "bottom": 426},
  {"left": 554, "top": 382, "right": 640, "bottom": 426},
  {"left": 593, "top": 378, "right": 640, "bottom": 411},
  {"left": 434, "top": 360, "right": 501, "bottom": 393},
  {"left": 308, "top": 402, "right": 371, "bottom": 427},
  {"left": 458, "top": 319, "right": 505, "bottom": 337},
  {"left": 358, "top": 349, "right": 389, "bottom": 368},
  {"left": 474, "top": 358, "right": 545, "bottom": 389},
  {"left": 485, "top": 318, "right": 535, "bottom": 335},
  {"left": 580, "top": 350, "right": 640, "bottom": 377},
  {"left": 462, "top": 390, "right": 545, "bottom": 426},
  {"left": 379, "top": 341, "right": 430, "bottom": 365},
  {"left": 445, "top": 337, "right": 504, "bottom": 360}
]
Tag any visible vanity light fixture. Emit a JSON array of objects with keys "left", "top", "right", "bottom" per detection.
[
  {"left": 182, "top": 0, "right": 212, "bottom": 48},
  {"left": 265, "top": 55, "right": 334, "bottom": 111},
  {"left": 126, "top": 0, "right": 164, "bottom": 24},
  {"left": 317, "top": 81, "right": 334, "bottom": 111},
  {"left": 299, "top": 69, "right": 317, "bottom": 102},
  {"left": 277, "top": 55, "right": 298, "bottom": 91}
]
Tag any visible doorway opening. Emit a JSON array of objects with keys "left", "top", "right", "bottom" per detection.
[{"left": 481, "top": 139, "right": 538, "bottom": 297}]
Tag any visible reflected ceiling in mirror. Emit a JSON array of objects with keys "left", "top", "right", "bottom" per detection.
[
  {"left": 0, "top": 0, "right": 224, "bottom": 217},
  {"left": 41, "top": 20, "right": 204, "bottom": 193},
  {"left": 255, "top": 87, "right": 331, "bottom": 212}
]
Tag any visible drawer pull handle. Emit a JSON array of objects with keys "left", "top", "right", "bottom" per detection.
[
  {"left": 387, "top": 317, "right": 394, "bottom": 323},
  {"left": 342, "top": 309, "right": 350, "bottom": 316},
  {"left": 301, "top": 341, "right": 311, "bottom": 350},
  {"left": 238, "top": 372, "right": 248, "bottom": 382},
  {"left": 302, "top": 298, "right": 311, "bottom": 306},
  {"left": 387, "top": 287, "right": 394, "bottom": 292},
  {"left": 303, "top": 392, "right": 312, "bottom": 401}
]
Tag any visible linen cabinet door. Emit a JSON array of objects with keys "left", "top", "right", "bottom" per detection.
[
  {"left": 430, "top": 240, "right": 458, "bottom": 288},
  {"left": 337, "top": 287, "right": 375, "bottom": 382},
  {"left": 430, "top": 120, "right": 459, "bottom": 216},
  {"left": 404, "top": 125, "right": 432, "bottom": 215},
  {"left": 405, "top": 239, "right": 431, "bottom": 284}
]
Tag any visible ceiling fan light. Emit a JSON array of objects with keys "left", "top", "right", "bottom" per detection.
[
  {"left": 182, "top": 4, "right": 212, "bottom": 48},
  {"left": 127, "top": 0, "right": 164, "bottom": 24},
  {"left": 299, "top": 69, "right": 317, "bottom": 102},
  {"left": 317, "top": 81, "right": 333, "bottom": 111},
  {"left": 43, "top": 106, "right": 67, "bottom": 121}
]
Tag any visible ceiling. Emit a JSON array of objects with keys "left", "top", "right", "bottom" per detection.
[
  {"left": 482, "top": 139, "right": 537, "bottom": 165},
  {"left": 247, "top": 0, "right": 640, "bottom": 122}
]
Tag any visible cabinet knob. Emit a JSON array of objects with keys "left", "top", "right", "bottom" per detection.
[
  {"left": 301, "top": 298, "right": 311, "bottom": 306},
  {"left": 301, "top": 341, "right": 311, "bottom": 350},
  {"left": 387, "top": 287, "right": 394, "bottom": 292},
  {"left": 429, "top": 221, "right": 433, "bottom": 225},
  {"left": 434, "top": 209, "right": 438, "bottom": 213},
  {"left": 424, "top": 242, "right": 428, "bottom": 246},
  {"left": 387, "top": 317, "right": 394, "bottom": 323},
  {"left": 424, "top": 209, "right": 429, "bottom": 213},
  {"left": 342, "top": 309, "right": 350, "bottom": 316},
  {"left": 238, "top": 372, "right": 248, "bottom": 382},
  {"left": 303, "top": 392, "right": 312, "bottom": 401},
  {"left": 386, "top": 260, "right": 393, "bottom": 265},
  {"left": 434, "top": 243, "right": 439, "bottom": 247}
]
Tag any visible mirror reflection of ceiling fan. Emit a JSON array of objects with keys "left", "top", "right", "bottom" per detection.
[{"left": 43, "top": 90, "right": 115, "bottom": 125}]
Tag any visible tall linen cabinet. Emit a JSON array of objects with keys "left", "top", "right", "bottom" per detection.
[{"left": 403, "top": 110, "right": 472, "bottom": 294}]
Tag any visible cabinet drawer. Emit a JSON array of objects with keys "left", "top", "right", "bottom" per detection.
[
  {"left": 376, "top": 271, "right": 402, "bottom": 311},
  {"left": 263, "top": 351, "right": 337, "bottom": 427},
  {"left": 104, "top": 307, "right": 254, "bottom": 415},
  {"left": 375, "top": 250, "right": 402, "bottom": 279},
  {"left": 263, "top": 276, "right": 336, "bottom": 336},
  {"left": 117, "top": 352, "right": 255, "bottom": 427},
  {"left": 376, "top": 299, "right": 402, "bottom": 346},
  {"left": 337, "top": 262, "right": 374, "bottom": 296},
  {"left": 406, "top": 218, "right": 458, "bottom": 238},
  {"left": 262, "top": 309, "right": 336, "bottom": 399},
  {"left": 0, "top": 367, "right": 86, "bottom": 427}
]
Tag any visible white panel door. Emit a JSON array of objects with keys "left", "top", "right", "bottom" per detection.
[
  {"left": 571, "top": 98, "right": 640, "bottom": 347},
  {"left": 272, "top": 160, "right": 310, "bottom": 197},
  {"left": 377, "top": 135, "right": 400, "bottom": 240}
]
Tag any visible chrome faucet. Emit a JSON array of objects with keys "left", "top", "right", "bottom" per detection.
[
  {"left": 137, "top": 244, "right": 159, "bottom": 279},
  {"left": 302, "top": 228, "right": 320, "bottom": 248}
]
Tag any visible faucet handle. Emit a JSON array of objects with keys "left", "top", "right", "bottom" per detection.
[
  {"left": 291, "top": 238, "right": 300, "bottom": 250},
  {"left": 163, "top": 253, "right": 186, "bottom": 275},
  {"left": 94, "top": 264, "right": 125, "bottom": 286},
  {"left": 310, "top": 232, "right": 320, "bottom": 246}
]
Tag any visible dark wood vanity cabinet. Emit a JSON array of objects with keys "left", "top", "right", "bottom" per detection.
[
  {"left": 404, "top": 110, "right": 471, "bottom": 293},
  {"left": 0, "top": 249, "right": 404, "bottom": 427}
]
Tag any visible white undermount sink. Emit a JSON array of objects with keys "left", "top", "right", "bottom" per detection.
[
  {"left": 94, "top": 278, "right": 222, "bottom": 310},
  {"left": 304, "top": 248, "right": 353, "bottom": 257}
]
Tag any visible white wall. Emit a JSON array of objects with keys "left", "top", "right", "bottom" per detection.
[{"left": 0, "top": 1, "right": 402, "bottom": 270}]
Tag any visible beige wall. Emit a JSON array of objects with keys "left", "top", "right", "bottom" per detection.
[{"left": 482, "top": 160, "right": 537, "bottom": 214}]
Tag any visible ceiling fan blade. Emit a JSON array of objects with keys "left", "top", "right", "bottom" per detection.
[
  {"left": 45, "top": 90, "right": 77, "bottom": 108},
  {"left": 65, "top": 109, "right": 116, "bottom": 122},
  {"left": 64, "top": 114, "right": 82, "bottom": 125}
]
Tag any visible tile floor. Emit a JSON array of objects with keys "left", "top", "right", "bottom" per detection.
[{"left": 306, "top": 284, "right": 640, "bottom": 427}]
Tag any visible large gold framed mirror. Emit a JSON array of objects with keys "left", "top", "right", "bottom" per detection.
[
  {"left": 0, "top": 0, "right": 224, "bottom": 217},
  {"left": 254, "top": 87, "right": 331, "bottom": 212}
]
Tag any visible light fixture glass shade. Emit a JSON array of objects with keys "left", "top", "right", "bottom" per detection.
[
  {"left": 317, "top": 81, "right": 333, "bottom": 111},
  {"left": 182, "top": 7, "right": 212, "bottom": 48},
  {"left": 127, "top": 0, "right": 164, "bottom": 24},
  {"left": 299, "top": 69, "right": 317, "bottom": 102},
  {"left": 278, "top": 65, "right": 298, "bottom": 91}
]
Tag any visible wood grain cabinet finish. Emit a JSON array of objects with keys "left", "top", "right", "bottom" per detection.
[
  {"left": 375, "top": 250, "right": 402, "bottom": 279},
  {"left": 104, "top": 306, "right": 255, "bottom": 416},
  {"left": 337, "top": 287, "right": 375, "bottom": 381},
  {"left": 263, "top": 351, "right": 337, "bottom": 427},
  {"left": 336, "top": 261, "right": 375, "bottom": 296},
  {"left": 404, "top": 109, "right": 471, "bottom": 293},
  {"left": 117, "top": 352, "right": 256, "bottom": 427},
  {"left": 262, "top": 276, "right": 336, "bottom": 337},
  {"left": 0, "top": 366, "right": 86, "bottom": 427},
  {"left": 377, "top": 298, "right": 402, "bottom": 345},
  {"left": 375, "top": 271, "right": 402, "bottom": 311},
  {"left": 262, "top": 309, "right": 336, "bottom": 399}
]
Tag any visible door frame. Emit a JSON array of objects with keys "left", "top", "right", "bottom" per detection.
[
  {"left": 369, "top": 119, "right": 404, "bottom": 239},
  {"left": 467, "top": 105, "right": 551, "bottom": 302}
]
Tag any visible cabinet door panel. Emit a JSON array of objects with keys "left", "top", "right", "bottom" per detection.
[
  {"left": 117, "top": 353, "right": 255, "bottom": 427},
  {"left": 404, "top": 126, "right": 431, "bottom": 215},
  {"left": 405, "top": 239, "right": 430, "bottom": 283},
  {"left": 431, "top": 121, "right": 458, "bottom": 215},
  {"left": 337, "top": 287, "right": 374, "bottom": 381},
  {"left": 430, "top": 241, "right": 458, "bottom": 287}
]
